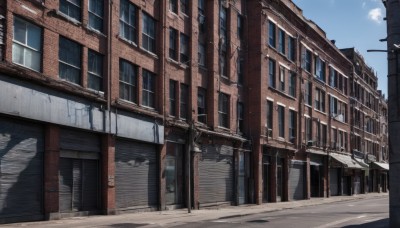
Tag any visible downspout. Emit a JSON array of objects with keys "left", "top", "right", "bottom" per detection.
[{"left": 107, "top": 0, "right": 113, "bottom": 134}]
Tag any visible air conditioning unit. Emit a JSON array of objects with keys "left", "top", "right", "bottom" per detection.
[
  {"left": 307, "top": 140, "right": 315, "bottom": 147},
  {"left": 290, "top": 137, "right": 296, "bottom": 144},
  {"left": 267, "top": 129, "right": 272, "bottom": 138}
]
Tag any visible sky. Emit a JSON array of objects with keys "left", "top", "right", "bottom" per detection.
[{"left": 292, "top": 0, "right": 388, "bottom": 96}]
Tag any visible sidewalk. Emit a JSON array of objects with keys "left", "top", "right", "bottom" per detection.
[{"left": 5, "top": 193, "right": 389, "bottom": 228}]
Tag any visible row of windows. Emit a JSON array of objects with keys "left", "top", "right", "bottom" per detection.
[
  {"left": 60, "top": 0, "right": 104, "bottom": 32},
  {"left": 268, "top": 20, "right": 296, "bottom": 62},
  {"left": 169, "top": 0, "right": 190, "bottom": 15},
  {"left": 268, "top": 59, "right": 296, "bottom": 97},
  {"left": 266, "top": 101, "right": 297, "bottom": 142},
  {"left": 329, "top": 67, "right": 348, "bottom": 94},
  {"left": 352, "top": 82, "right": 379, "bottom": 112}
]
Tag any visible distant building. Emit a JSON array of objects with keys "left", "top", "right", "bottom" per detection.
[{"left": 0, "top": 0, "right": 388, "bottom": 224}]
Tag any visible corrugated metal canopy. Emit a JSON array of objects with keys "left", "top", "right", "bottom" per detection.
[
  {"left": 372, "top": 161, "right": 389, "bottom": 170},
  {"left": 330, "top": 153, "right": 363, "bottom": 169},
  {"left": 354, "top": 158, "right": 370, "bottom": 169}
]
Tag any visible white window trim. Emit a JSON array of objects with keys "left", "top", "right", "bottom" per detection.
[
  {"left": 277, "top": 102, "right": 286, "bottom": 107},
  {"left": 329, "top": 64, "right": 348, "bottom": 78}
]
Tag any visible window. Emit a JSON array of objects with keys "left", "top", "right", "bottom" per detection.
[
  {"left": 180, "top": 0, "right": 189, "bottom": 15},
  {"left": 269, "top": 59, "right": 276, "bottom": 88},
  {"left": 289, "top": 110, "right": 296, "bottom": 142},
  {"left": 321, "top": 124, "right": 327, "bottom": 147},
  {"left": 142, "top": 13, "right": 156, "bottom": 53},
  {"left": 315, "top": 88, "right": 325, "bottom": 112},
  {"left": 220, "top": 49, "right": 227, "bottom": 76},
  {"left": 305, "top": 117, "right": 312, "bottom": 142},
  {"left": 289, "top": 72, "right": 296, "bottom": 97},
  {"left": 237, "top": 102, "right": 244, "bottom": 133},
  {"left": 267, "top": 101, "right": 273, "bottom": 137},
  {"left": 268, "top": 21, "right": 276, "bottom": 48},
  {"left": 180, "top": 33, "right": 189, "bottom": 64},
  {"left": 237, "top": 54, "right": 244, "bottom": 85},
  {"left": 198, "top": 42, "right": 206, "bottom": 66},
  {"left": 338, "top": 130, "right": 343, "bottom": 149},
  {"left": 198, "top": 0, "right": 206, "bottom": 32},
  {"left": 169, "top": 0, "right": 178, "bottom": 13},
  {"left": 60, "top": 0, "right": 81, "bottom": 21},
  {"left": 314, "top": 56, "right": 325, "bottom": 82},
  {"left": 302, "top": 48, "right": 312, "bottom": 72},
  {"left": 288, "top": 36, "right": 295, "bottom": 62},
  {"left": 218, "top": 93, "right": 229, "bottom": 128},
  {"left": 279, "top": 66, "right": 285, "bottom": 92},
  {"left": 329, "top": 66, "right": 337, "bottom": 88},
  {"left": 59, "top": 37, "right": 81, "bottom": 84},
  {"left": 330, "top": 95, "right": 347, "bottom": 122},
  {"left": 237, "top": 15, "right": 243, "bottom": 40},
  {"left": 119, "top": 59, "right": 137, "bottom": 102},
  {"left": 169, "top": 28, "right": 177, "bottom": 60},
  {"left": 278, "top": 105, "right": 285, "bottom": 138},
  {"left": 87, "top": 50, "right": 103, "bottom": 91},
  {"left": 278, "top": 29, "right": 285, "bottom": 54},
  {"left": 12, "top": 17, "right": 42, "bottom": 71},
  {"left": 332, "top": 128, "right": 337, "bottom": 149},
  {"left": 88, "top": 0, "right": 104, "bottom": 32},
  {"left": 180, "top": 84, "right": 188, "bottom": 119},
  {"left": 142, "top": 69, "right": 155, "bottom": 108},
  {"left": 304, "top": 81, "right": 312, "bottom": 106},
  {"left": 198, "top": 88, "right": 206, "bottom": 123},
  {"left": 169, "top": 80, "right": 176, "bottom": 116},
  {"left": 119, "top": 0, "right": 137, "bottom": 43},
  {"left": 219, "top": 7, "right": 227, "bottom": 44}
]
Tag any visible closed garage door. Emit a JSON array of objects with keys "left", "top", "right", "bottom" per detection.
[
  {"left": 115, "top": 139, "right": 158, "bottom": 210},
  {"left": 330, "top": 168, "right": 339, "bottom": 196},
  {"left": 199, "top": 145, "right": 233, "bottom": 205},
  {"left": 0, "top": 119, "right": 44, "bottom": 222},
  {"left": 59, "top": 129, "right": 101, "bottom": 214},
  {"left": 289, "top": 161, "right": 305, "bottom": 200}
]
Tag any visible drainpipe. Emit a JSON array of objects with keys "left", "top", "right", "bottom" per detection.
[{"left": 107, "top": 0, "right": 113, "bottom": 134}]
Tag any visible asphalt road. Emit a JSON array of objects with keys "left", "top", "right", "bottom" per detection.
[{"left": 171, "top": 196, "right": 389, "bottom": 228}]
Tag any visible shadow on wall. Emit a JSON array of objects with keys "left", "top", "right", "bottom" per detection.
[{"left": 0, "top": 119, "right": 44, "bottom": 222}]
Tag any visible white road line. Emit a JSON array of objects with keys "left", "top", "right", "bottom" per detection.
[{"left": 313, "top": 215, "right": 366, "bottom": 228}]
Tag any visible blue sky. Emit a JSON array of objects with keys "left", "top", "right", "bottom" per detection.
[{"left": 292, "top": 0, "right": 388, "bottom": 96}]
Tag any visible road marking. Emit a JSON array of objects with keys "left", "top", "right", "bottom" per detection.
[{"left": 314, "top": 215, "right": 366, "bottom": 228}]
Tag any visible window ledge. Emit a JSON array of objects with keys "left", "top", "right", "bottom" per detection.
[
  {"left": 53, "top": 10, "right": 82, "bottom": 26},
  {"left": 84, "top": 26, "right": 106, "bottom": 38},
  {"left": 314, "top": 108, "right": 327, "bottom": 115},
  {"left": 139, "top": 47, "right": 158, "bottom": 59},
  {"left": 117, "top": 35, "right": 138, "bottom": 47},
  {"left": 86, "top": 88, "right": 105, "bottom": 98},
  {"left": 198, "top": 65, "right": 207, "bottom": 71},
  {"left": 268, "top": 86, "right": 296, "bottom": 101},
  {"left": 167, "top": 58, "right": 188, "bottom": 69},
  {"left": 217, "top": 126, "right": 231, "bottom": 132},
  {"left": 304, "top": 104, "right": 312, "bottom": 108}
]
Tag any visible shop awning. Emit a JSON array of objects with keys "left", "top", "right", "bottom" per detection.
[
  {"left": 354, "top": 157, "right": 369, "bottom": 169},
  {"left": 330, "top": 153, "right": 363, "bottom": 169},
  {"left": 372, "top": 161, "right": 389, "bottom": 171}
]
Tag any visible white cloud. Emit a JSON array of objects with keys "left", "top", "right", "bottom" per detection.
[{"left": 368, "top": 8, "right": 383, "bottom": 24}]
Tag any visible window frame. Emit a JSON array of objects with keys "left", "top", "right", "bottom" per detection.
[
  {"left": 60, "top": 0, "right": 82, "bottom": 21},
  {"left": 59, "top": 36, "right": 82, "bottom": 85},
  {"left": 197, "top": 88, "right": 207, "bottom": 123},
  {"left": 237, "top": 102, "right": 244, "bottom": 133},
  {"left": 88, "top": 0, "right": 104, "bottom": 32},
  {"left": 119, "top": 0, "right": 137, "bottom": 44},
  {"left": 87, "top": 49, "right": 103, "bottom": 91},
  {"left": 180, "top": 83, "right": 189, "bottom": 119},
  {"left": 142, "top": 12, "right": 156, "bottom": 53},
  {"left": 12, "top": 17, "right": 42, "bottom": 72},
  {"left": 218, "top": 92, "right": 229, "bottom": 128},
  {"left": 278, "top": 105, "right": 285, "bottom": 138},
  {"left": 169, "top": 28, "right": 178, "bottom": 60},
  {"left": 180, "top": 33, "right": 189, "bottom": 64},
  {"left": 278, "top": 29, "right": 285, "bottom": 55},
  {"left": 119, "top": 59, "right": 138, "bottom": 103},
  {"left": 169, "top": 80, "right": 176, "bottom": 116},
  {"left": 142, "top": 69, "right": 156, "bottom": 108},
  {"left": 268, "top": 20, "right": 276, "bottom": 48},
  {"left": 269, "top": 59, "right": 276, "bottom": 88},
  {"left": 289, "top": 72, "right": 296, "bottom": 97}
]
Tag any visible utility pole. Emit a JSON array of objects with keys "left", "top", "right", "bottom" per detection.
[{"left": 385, "top": 0, "right": 400, "bottom": 227}]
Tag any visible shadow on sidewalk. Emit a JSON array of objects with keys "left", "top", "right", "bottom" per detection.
[{"left": 342, "top": 218, "right": 388, "bottom": 228}]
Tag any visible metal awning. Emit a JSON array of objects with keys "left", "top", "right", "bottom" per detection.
[
  {"left": 330, "top": 153, "right": 363, "bottom": 169},
  {"left": 372, "top": 161, "right": 389, "bottom": 170},
  {"left": 354, "top": 157, "right": 369, "bottom": 169}
]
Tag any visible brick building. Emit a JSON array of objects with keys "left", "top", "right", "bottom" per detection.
[
  {"left": 341, "top": 48, "right": 389, "bottom": 194},
  {"left": 0, "top": 0, "right": 388, "bottom": 224}
]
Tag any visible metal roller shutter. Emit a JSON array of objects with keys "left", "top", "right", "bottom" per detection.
[
  {"left": 59, "top": 158, "right": 100, "bottom": 213},
  {"left": 115, "top": 139, "right": 158, "bottom": 209},
  {"left": 0, "top": 119, "right": 44, "bottom": 222},
  {"left": 59, "top": 129, "right": 100, "bottom": 213},
  {"left": 288, "top": 161, "right": 305, "bottom": 200},
  {"left": 199, "top": 145, "right": 234, "bottom": 205},
  {"left": 330, "top": 168, "right": 339, "bottom": 196}
]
